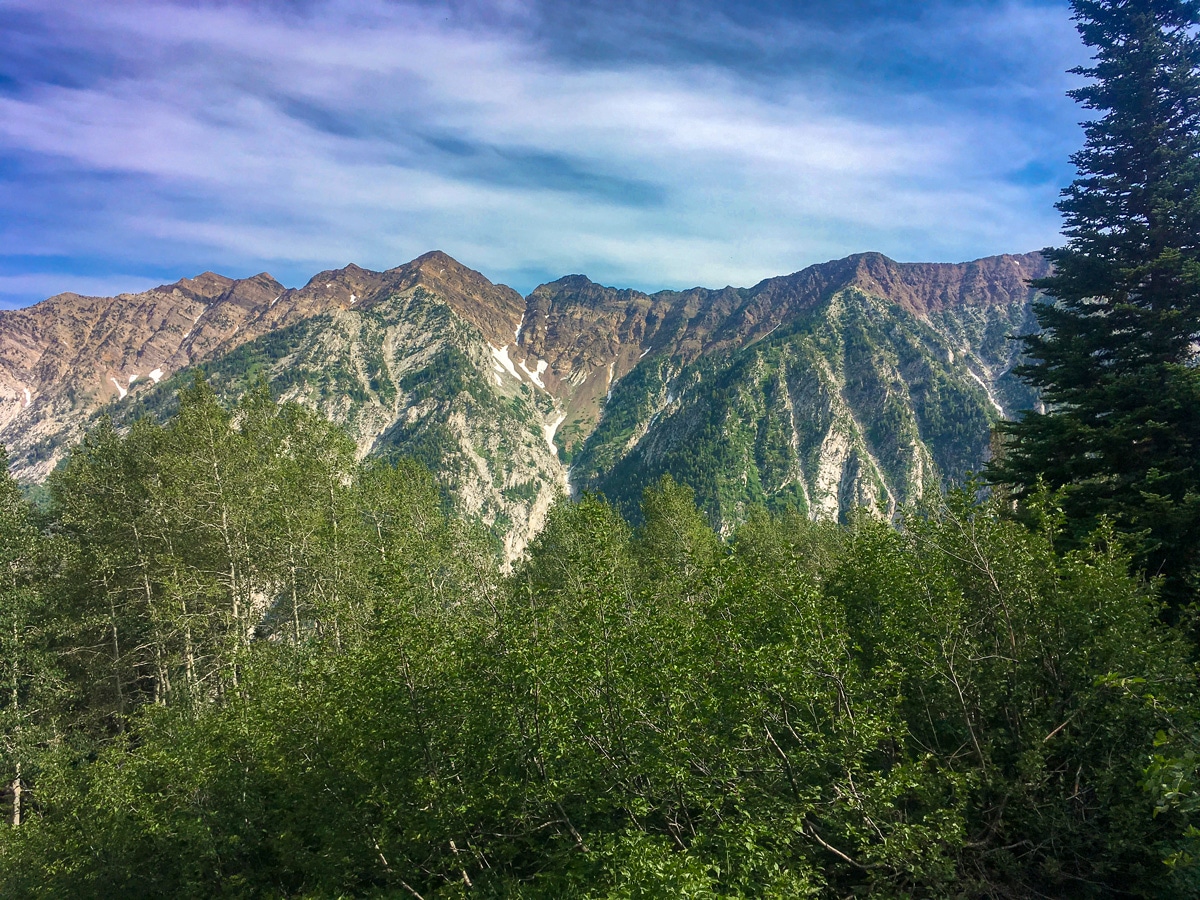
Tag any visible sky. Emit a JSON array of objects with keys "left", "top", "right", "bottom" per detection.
[{"left": 0, "top": 0, "right": 1089, "bottom": 308}]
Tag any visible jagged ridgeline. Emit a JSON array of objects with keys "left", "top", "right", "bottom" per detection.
[{"left": 0, "top": 249, "right": 1046, "bottom": 554}]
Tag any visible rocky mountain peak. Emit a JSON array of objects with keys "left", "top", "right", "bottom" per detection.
[
  {"left": 298, "top": 264, "right": 383, "bottom": 305},
  {"left": 382, "top": 252, "right": 525, "bottom": 348},
  {"left": 170, "top": 271, "right": 237, "bottom": 300},
  {"left": 220, "top": 273, "right": 286, "bottom": 310},
  {"left": 0, "top": 251, "right": 539, "bottom": 479},
  {"left": 508, "top": 251, "right": 1049, "bottom": 457},
  {"left": 409, "top": 249, "right": 463, "bottom": 271}
]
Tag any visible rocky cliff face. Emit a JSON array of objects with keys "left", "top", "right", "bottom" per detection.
[
  {"left": 0, "top": 252, "right": 523, "bottom": 479},
  {"left": 1, "top": 250, "right": 1049, "bottom": 555}
]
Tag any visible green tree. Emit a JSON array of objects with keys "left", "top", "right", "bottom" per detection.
[
  {"left": 47, "top": 378, "right": 366, "bottom": 719},
  {"left": 235, "top": 386, "right": 358, "bottom": 645},
  {"left": 49, "top": 417, "right": 173, "bottom": 729},
  {"left": 0, "top": 451, "right": 61, "bottom": 828},
  {"left": 989, "top": 0, "right": 1200, "bottom": 601},
  {"left": 634, "top": 475, "right": 721, "bottom": 592}
]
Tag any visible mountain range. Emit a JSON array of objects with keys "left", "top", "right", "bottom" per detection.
[{"left": 0, "top": 250, "right": 1049, "bottom": 559}]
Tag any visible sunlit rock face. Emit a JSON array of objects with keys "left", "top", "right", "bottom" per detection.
[{"left": 0, "top": 250, "right": 1048, "bottom": 555}]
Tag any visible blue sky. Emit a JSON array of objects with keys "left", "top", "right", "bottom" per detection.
[{"left": 0, "top": 0, "right": 1087, "bottom": 307}]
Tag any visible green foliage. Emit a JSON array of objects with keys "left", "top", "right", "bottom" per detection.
[
  {"left": 2, "top": 431, "right": 1196, "bottom": 896},
  {"left": 595, "top": 350, "right": 774, "bottom": 527},
  {"left": 398, "top": 345, "right": 486, "bottom": 404},
  {"left": 378, "top": 419, "right": 463, "bottom": 484},
  {"left": 0, "top": 450, "right": 64, "bottom": 830},
  {"left": 570, "top": 356, "right": 674, "bottom": 486},
  {"left": 990, "top": 0, "right": 1200, "bottom": 604},
  {"left": 503, "top": 479, "right": 541, "bottom": 504}
]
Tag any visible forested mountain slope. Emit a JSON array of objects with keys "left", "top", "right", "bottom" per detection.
[
  {"left": 558, "top": 252, "right": 1047, "bottom": 525},
  {"left": 0, "top": 250, "right": 1048, "bottom": 553}
]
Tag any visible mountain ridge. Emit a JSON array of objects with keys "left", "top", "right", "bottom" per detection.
[
  {"left": 1, "top": 250, "right": 1048, "bottom": 556},
  {"left": 511, "top": 251, "right": 1048, "bottom": 457}
]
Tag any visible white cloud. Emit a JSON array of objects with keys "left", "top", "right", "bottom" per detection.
[{"left": 0, "top": 0, "right": 1081, "bottom": 302}]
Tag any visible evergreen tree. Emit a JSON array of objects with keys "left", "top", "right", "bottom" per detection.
[{"left": 988, "top": 0, "right": 1200, "bottom": 599}]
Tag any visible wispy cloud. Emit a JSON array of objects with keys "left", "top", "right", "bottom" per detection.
[{"left": 0, "top": 0, "right": 1085, "bottom": 307}]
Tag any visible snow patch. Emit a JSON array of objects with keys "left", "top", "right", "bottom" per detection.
[
  {"left": 514, "top": 310, "right": 526, "bottom": 345},
  {"left": 518, "top": 357, "right": 546, "bottom": 389},
  {"left": 128, "top": 374, "right": 138, "bottom": 385},
  {"left": 515, "top": 357, "right": 549, "bottom": 388},
  {"left": 271, "top": 295, "right": 281, "bottom": 307},
  {"left": 349, "top": 294, "right": 356, "bottom": 305},
  {"left": 490, "top": 344, "right": 522, "bottom": 381},
  {"left": 544, "top": 412, "right": 567, "bottom": 454},
  {"left": 639, "top": 348, "right": 650, "bottom": 359},
  {"left": 148, "top": 368, "right": 164, "bottom": 383},
  {"left": 494, "top": 372, "right": 503, "bottom": 386},
  {"left": 110, "top": 378, "right": 128, "bottom": 400},
  {"left": 22, "top": 388, "right": 31, "bottom": 408}
]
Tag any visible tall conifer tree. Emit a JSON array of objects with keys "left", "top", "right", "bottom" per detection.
[{"left": 989, "top": 0, "right": 1200, "bottom": 598}]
